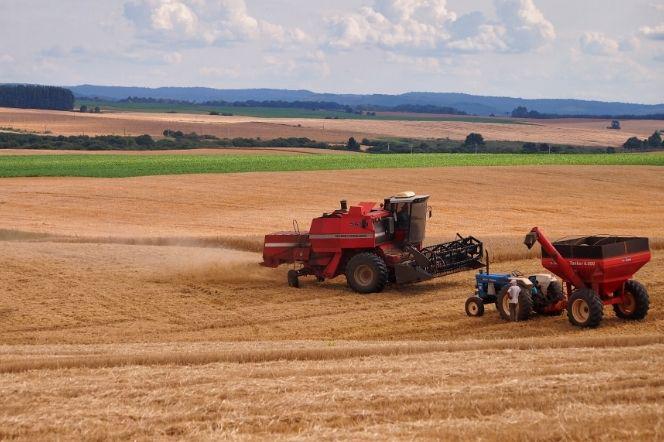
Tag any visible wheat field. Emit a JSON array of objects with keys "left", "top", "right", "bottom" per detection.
[
  {"left": 1, "top": 165, "right": 663, "bottom": 439},
  {"left": 2, "top": 106, "right": 661, "bottom": 146}
]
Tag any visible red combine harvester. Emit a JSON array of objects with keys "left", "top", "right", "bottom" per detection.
[
  {"left": 525, "top": 227, "right": 651, "bottom": 327},
  {"left": 262, "top": 192, "right": 484, "bottom": 293}
]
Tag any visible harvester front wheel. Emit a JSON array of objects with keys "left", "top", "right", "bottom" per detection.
[
  {"left": 567, "top": 289, "right": 603, "bottom": 327},
  {"left": 287, "top": 270, "right": 300, "bottom": 288},
  {"left": 613, "top": 280, "right": 649, "bottom": 320},
  {"left": 345, "top": 253, "right": 388, "bottom": 294},
  {"left": 496, "top": 285, "right": 533, "bottom": 321},
  {"left": 465, "top": 297, "right": 485, "bottom": 317}
]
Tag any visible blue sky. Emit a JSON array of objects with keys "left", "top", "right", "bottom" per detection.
[{"left": 0, "top": 0, "right": 662, "bottom": 103}]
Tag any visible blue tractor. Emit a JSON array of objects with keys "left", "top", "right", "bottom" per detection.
[{"left": 465, "top": 271, "right": 564, "bottom": 321}]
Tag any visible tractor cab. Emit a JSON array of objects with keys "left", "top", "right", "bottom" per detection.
[{"left": 383, "top": 192, "right": 430, "bottom": 246}]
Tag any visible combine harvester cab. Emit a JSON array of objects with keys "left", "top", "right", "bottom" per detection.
[
  {"left": 262, "top": 192, "right": 484, "bottom": 293},
  {"left": 525, "top": 227, "right": 651, "bottom": 327}
]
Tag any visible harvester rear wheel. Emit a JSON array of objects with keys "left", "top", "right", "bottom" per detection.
[
  {"left": 345, "top": 253, "right": 388, "bottom": 294},
  {"left": 613, "top": 280, "right": 649, "bottom": 320},
  {"left": 496, "top": 285, "right": 533, "bottom": 321},
  {"left": 567, "top": 289, "right": 603, "bottom": 327},
  {"left": 287, "top": 270, "right": 300, "bottom": 288},
  {"left": 465, "top": 296, "right": 485, "bottom": 317}
]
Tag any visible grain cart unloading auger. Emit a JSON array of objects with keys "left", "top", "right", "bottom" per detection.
[{"left": 262, "top": 192, "right": 485, "bottom": 293}]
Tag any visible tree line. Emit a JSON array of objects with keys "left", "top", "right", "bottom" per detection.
[
  {"left": 511, "top": 106, "right": 664, "bottom": 120},
  {"left": 0, "top": 85, "right": 74, "bottom": 111},
  {"left": 357, "top": 133, "right": 610, "bottom": 154},
  {"left": 623, "top": 131, "right": 663, "bottom": 150},
  {"left": 115, "top": 96, "right": 466, "bottom": 115},
  {"left": 0, "top": 131, "right": 332, "bottom": 150}
]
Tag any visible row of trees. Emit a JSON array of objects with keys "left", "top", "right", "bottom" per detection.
[
  {"left": 512, "top": 106, "right": 664, "bottom": 121},
  {"left": 116, "top": 96, "right": 466, "bottom": 116},
  {"left": 79, "top": 105, "right": 101, "bottom": 113},
  {"left": 0, "top": 131, "right": 333, "bottom": 150},
  {"left": 623, "top": 131, "right": 663, "bottom": 150},
  {"left": 0, "top": 85, "right": 74, "bottom": 111}
]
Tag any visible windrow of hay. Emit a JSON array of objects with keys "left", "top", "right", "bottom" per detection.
[
  {"left": 0, "top": 229, "right": 263, "bottom": 253},
  {"left": 2, "top": 334, "right": 661, "bottom": 374}
]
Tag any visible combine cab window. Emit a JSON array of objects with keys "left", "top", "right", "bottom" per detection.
[{"left": 408, "top": 201, "right": 428, "bottom": 244}]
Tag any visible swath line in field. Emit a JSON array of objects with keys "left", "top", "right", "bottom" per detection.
[{"left": 2, "top": 335, "right": 661, "bottom": 374}]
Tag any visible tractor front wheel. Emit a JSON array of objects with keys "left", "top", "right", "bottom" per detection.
[
  {"left": 567, "top": 289, "right": 603, "bottom": 327},
  {"left": 465, "top": 296, "right": 485, "bottom": 317},
  {"left": 613, "top": 280, "right": 649, "bottom": 320},
  {"left": 345, "top": 253, "right": 389, "bottom": 294}
]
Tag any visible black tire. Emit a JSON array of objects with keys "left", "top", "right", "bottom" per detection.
[
  {"left": 547, "top": 281, "right": 564, "bottom": 303},
  {"left": 287, "top": 270, "right": 299, "bottom": 288},
  {"left": 567, "top": 288, "right": 603, "bottom": 327},
  {"left": 465, "top": 297, "right": 485, "bottom": 317},
  {"left": 534, "top": 280, "right": 564, "bottom": 315},
  {"left": 345, "top": 252, "right": 388, "bottom": 294},
  {"left": 497, "top": 285, "right": 533, "bottom": 321},
  {"left": 613, "top": 280, "right": 649, "bottom": 320}
]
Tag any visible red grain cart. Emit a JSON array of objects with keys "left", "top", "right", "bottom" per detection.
[{"left": 525, "top": 227, "right": 651, "bottom": 327}]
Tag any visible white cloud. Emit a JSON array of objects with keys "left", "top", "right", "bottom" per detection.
[
  {"left": 124, "top": 0, "right": 307, "bottom": 46},
  {"left": 199, "top": 66, "right": 241, "bottom": 77},
  {"left": 163, "top": 51, "right": 183, "bottom": 64},
  {"left": 494, "top": 0, "right": 555, "bottom": 52},
  {"left": 263, "top": 50, "right": 330, "bottom": 78},
  {"left": 326, "top": 0, "right": 554, "bottom": 55},
  {"left": 579, "top": 32, "right": 619, "bottom": 56},
  {"left": 0, "top": 54, "right": 15, "bottom": 64},
  {"left": 619, "top": 36, "right": 640, "bottom": 52},
  {"left": 640, "top": 23, "right": 664, "bottom": 41},
  {"left": 327, "top": 1, "right": 456, "bottom": 52}
]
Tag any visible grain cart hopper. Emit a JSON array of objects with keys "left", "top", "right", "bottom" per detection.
[
  {"left": 525, "top": 227, "right": 651, "bottom": 327},
  {"left": 262, "top": 192, "right": 484, "bottom": 293}
]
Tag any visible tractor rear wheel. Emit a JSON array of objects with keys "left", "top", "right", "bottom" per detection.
[
  {"left": 567, "top": 289, "right": 603, "bottom": 327},
  {"left": 613, "top": 280, "right": 649, "bottom": 320},
  {"left": 535, "top": 281, "right": 564, "bottom": 316},
  {"left": 465, "top": 296, "right": 485, "bottom": 317},
  {"left": 345, "top": 253, "right": 388, "bottom": 294},
  {"left": 496, "top": 285, "right": 533, "bottom": 321}
]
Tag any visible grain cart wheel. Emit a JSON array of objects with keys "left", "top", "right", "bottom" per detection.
[
  {"left": 613, "top": 280, "right": 649, "bottom": 320},
  {"left": 465, "top": 296, "right": 485, "bottom": 317},
  {"left": 345, "top": 253, "right": 388, "bottom": 294},
  {"left": 287, "top": 270, "right": 300, "bottom": 288},
  {"left": 496, "top": 285, "right": 533, "bottom": 321},
  {"left": 567, "top": 289, "right": 603, "bottom": 327}
]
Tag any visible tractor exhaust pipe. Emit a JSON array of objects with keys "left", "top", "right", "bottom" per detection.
[{"left": 340, "top": 200, "right": 348, "bottom": 211}]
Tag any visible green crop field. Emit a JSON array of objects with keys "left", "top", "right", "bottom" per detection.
[
  {"left": 0, "top": 152, "right": 662, "bottom": 178},
  {"left": 75, "top": 100, "right": 523, "bottom": 124}
]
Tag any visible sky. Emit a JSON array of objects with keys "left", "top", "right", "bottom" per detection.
[{"left": 0, "top": 0, "right": 663, "bottom": 103}]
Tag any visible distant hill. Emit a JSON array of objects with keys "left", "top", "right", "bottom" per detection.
[{"left": 68, "top": 84, "right": 664, "bottom": 117}]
